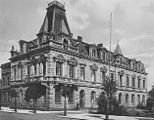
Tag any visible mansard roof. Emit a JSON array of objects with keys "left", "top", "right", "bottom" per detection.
[
  {"left": 37, "top": 1, "right": 71, "bottom": 36},
  {"left": 9, "top": 1, "right": 147, "bottom": 75}
]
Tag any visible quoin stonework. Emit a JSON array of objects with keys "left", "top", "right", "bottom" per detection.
[{"left": 0, "top": 1, "right": 147, "bottom": 110}]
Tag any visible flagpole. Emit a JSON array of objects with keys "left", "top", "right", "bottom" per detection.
[
  {"left": 105, "top": 12, "right": 112, "bottom": 120},
  {"left": 109, "top": 12, "right": 112, "bottom": 82}
]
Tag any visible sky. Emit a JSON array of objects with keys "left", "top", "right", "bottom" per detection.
[{"left": 0, "top": 0, "right": 154, "bottom": 90}]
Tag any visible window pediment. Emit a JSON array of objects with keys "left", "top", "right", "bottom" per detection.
[
  {"left": 53, "top": 54, "right": 66, "bottom": 63},
  {"left": 131, "top": 74, "right": 136, "bottom": 78},
  {"left": 118, "top": 70, "right": 124, "bottom": 75},
  {"left": 100, "top": 66, "right": 107, "bottom": 72},
  {"left": 67, "top": 57, "right": 78, "bottom": 66},
  {"left": 18, "top": 62, "right": 23, "bottom": 68},
  {"left": 137, "top": 75, "right": 141, "bottom": 79},
  {"left": 90, "top": 63, "right": 98, "bottom": 71}
]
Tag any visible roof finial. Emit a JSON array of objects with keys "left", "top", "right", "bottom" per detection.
[
  {"left": 114, "top": 41, "right": 123, "bottom": 55},
  {"left": 11, "top": 45, "right": 15, "bottom": 51}
]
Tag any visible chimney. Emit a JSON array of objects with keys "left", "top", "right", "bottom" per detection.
[
  {"left": 77, "top": 36, "right": 82, "bottom": 42},
  {"left": 98, "top": 43, "right": 103, "bottom": 48},
  {"left": 10, "top": 45, "right": 15, "bottom": 57}
]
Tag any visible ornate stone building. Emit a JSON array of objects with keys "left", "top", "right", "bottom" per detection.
[
  {"left": 1, "top": 1, "right": 147, "bottom": 110},
  {"left": 0, "top": 62, "right": 11, "bottom": 106}
]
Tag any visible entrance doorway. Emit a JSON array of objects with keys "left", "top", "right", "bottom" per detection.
[{"left": 79, "top": 90, "right": 85, "bottom": 109}]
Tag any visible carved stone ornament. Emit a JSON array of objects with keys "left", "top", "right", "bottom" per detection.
[
  {"left": 90, "top": 63, "right": 98, "bottom": 71},
  {"left": 18, "top": 62, "right": 23, "bottom": 68},
  {"left": 67, "top": 57, "right": 78, "bottom": 66},
  {"left": 118, "top": 70, "right": 124, "bottom": 75},
  {"left": 30, "top": 56, "right": 38, "bottom": 64},
  {"left": 131, "top": 74, "right": 136, "bottom": 78},
  {"left": 39, "top": 54, "right": 46, "bottom": 62},
  {"left": 53, "top": 54, "right": 66, "bottom": 63},
  {"left": 100, "top": 66, "right": 107, "bottom": 73}
]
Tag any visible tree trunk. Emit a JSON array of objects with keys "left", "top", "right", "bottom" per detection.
[
  {"left": 15, "top": 97, "right": 17, "bottom": 112},
  {"left": 33, "top": 99, "right": 37, "bottom": 113},
  {"left": 104, "top": 96, "right": 109, "bottom": 120},
  {"left": 64, "top": 96, "right": 67, "bottom": 116}
]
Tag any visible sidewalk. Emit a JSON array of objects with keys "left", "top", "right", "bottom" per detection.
[
  {"left": 61, "top": 113, "right": 154, "bottom": 120},
  {"left": 0, "top": 106, "right": 86, "bottom": 114},
  {"left": 1, "top": 107, "right": 154, "bottom": 120}
]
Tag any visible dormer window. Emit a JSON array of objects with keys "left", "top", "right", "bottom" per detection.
[
  {"left": 92, "top": 49, "right": 96, "bottom": 58},
  {"left": 63, "top": 39, "right": 68, "bottom": 50},
  {"left": 102, "top": 52, "right": 106, "bottom": 61}
]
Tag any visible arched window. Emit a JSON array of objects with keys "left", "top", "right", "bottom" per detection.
[
  {"left": 142, "top": 95, "right": 145, "bottom": 105},
  {"left": 119, "top": 93, "right": 122, "bottom": 103},
  {"left": 131, "top": 94, "right": 135, "bottom": 104},
  {"left": 91, "top": 91, "right": 96, "bottom": 103},
  {"left": 92, "top": 49, "right": 96, "bottom": 58},
  {"left": 126, "top": 93, "right": 129, "bottom": 103},
  {"left": 68, "top": 90, "right": 74, "bottom": 103}
]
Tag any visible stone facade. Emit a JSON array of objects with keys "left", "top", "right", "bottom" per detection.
[
  {"left": 0, "top": 1, "right": 147, "bottom": 110},
  {"left": 0, "top": 62, "right": 11, "bottom": 106}
]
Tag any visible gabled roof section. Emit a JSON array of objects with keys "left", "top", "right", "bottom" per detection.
[
  {"left": 37, "top": 1, "right": 71, "bottom": 36},
  {"left": 114, "top": 43, "right": 123, "bottom": 55}
]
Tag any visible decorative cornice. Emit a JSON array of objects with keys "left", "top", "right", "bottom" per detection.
[{"left": 9, "top": 43, "right": 148, "bottom": 75}]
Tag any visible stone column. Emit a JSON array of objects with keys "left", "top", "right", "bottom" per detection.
[
  {"left": 47, "top": 83, "right": 55, "bottom": 109},
  {"left": 37, "top": 63, "right": 39, "bottom": 76},
  {"left": 40, "top": 63, "right": 43, "bottom": 75}
]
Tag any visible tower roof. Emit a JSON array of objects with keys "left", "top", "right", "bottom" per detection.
[
  {"left": 114, "top": 43, "right": 123, "bottom": 55},
  {"left": 37, "top": 0, "right": 71, "bottom": 36}
]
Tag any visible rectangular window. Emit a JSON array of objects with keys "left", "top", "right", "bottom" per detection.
[
  {"left": 80, "top": 66, "right": 85, "bottom": 80},
  {"left": 43, "top": 62, "right": 46, "bottom": 76},
  {"left": 132, "top": 77, "right": 135, "bottom": 88},
  {"left": 120, "top": 75, "right": 122, "bottom": 86},
  {"left": 56, "top": 62, "right": 62, "bottom": 76},
  {"left": 101, "top": 71, "right": 105, "bottom": 84},
  {"left": 138, "top": 79, "right": 140, "bottom": 88},
  {"left": 110, "top": 73, "right": 114, "bottom": 81},
  {"left": 14, "top": 68, "right": 16, "bottom": 80},
  {"left": 34, "top": 64, "right": 37, "bottom": 75},
  {"left": 143, "top": 80, "right": 145, "bottom": 89},
  {"left": 126, "top": 76, "right": 129, "bottom": 87},
  {"left": 91, "top": 70, "right": 96, "bottom": 82},
  {"left": 27, "top": 65, "right": 31, "bottom": 76},
  {"left": 21, "top": 67, "right": 23, "bottom": 80},
  {"left": 69, "top": 65, "right": 75, "bottom": 78}
]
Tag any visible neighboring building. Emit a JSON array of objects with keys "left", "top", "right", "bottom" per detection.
[
  {"left": 0, "top": 62, "right": 11, "bottom": 106},
  {"left": 1, "top": 1, "right": 147, "bottom": 110}
]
